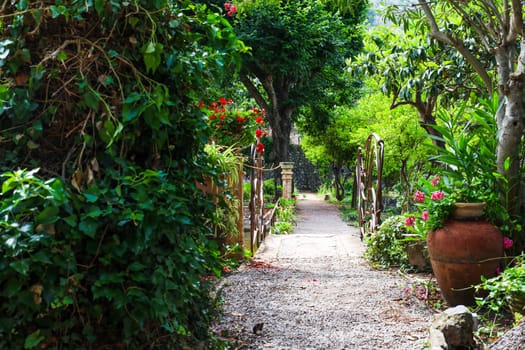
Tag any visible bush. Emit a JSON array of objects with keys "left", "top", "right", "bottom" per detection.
[
  {"left": 272, "top": 198, "right": 297, "bottom": 234},
  {"left": 0, "top": 1, "right": 245, "bottom": 348},
  {"left": 0, "top": 168, "right": 223, "bottom": 349},
  {"left": 364, "top": 215, "right": 410, "bottom": 270}
]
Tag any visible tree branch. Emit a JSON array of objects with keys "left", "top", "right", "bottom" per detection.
[
  {"left": 418, "top": 0, "right": 494, "bottom": 96},
  {"left": 509, "top": 0, "right": 523, "bottom": 41},
  {"left": 239, "top": 74, "right": 271, "bottom": 113}
]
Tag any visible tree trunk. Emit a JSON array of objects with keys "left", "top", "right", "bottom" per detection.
[
  {"left": 269, "top": 111, "right": 292, "bottom": 165},
  {"left": 495, "top": 42, "right": 525, "bottom": 217}
]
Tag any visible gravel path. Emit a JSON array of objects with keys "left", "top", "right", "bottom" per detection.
[{"left": 216, "top": 193, "right": 435, "bottom": 349}]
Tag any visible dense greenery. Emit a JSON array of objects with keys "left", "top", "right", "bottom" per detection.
[
  {"left": 0, "top": 1, "right": 245, "bottom": 348},
  {"left": 233, "top": 0, "right": 368, "bottom": 165}
]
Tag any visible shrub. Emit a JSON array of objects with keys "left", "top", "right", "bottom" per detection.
[
  {"left": 364, "top": 215, "right": 410, "bottom": 270},
  {"left": 0, "top": 168, "right": 224, "bottom": 349},
  {"left": 0, "top": 1, "right": 245, "bottom": 348}
]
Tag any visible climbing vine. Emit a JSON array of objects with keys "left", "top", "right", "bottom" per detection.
[{"left": 0, "top": 0, "right": 246, "bottom": 348}]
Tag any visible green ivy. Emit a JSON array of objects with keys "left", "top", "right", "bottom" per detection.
[{"left": 0, "top": 0, "right": 246, "bottom": 348}]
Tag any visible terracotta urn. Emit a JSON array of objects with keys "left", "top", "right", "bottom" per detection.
[{"left": 427, "top": 203, "right": 503, "bottom": 306}]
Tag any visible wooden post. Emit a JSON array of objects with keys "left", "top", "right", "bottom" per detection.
[{"left": 280, "top": 162, "right": 294, "bottom": 199}]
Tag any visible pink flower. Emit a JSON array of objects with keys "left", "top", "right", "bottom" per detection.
[
  {"left": 405, "top": 216, "right": 416, "bottom": 227},
  {"left": 224, "top": 2, "right": 237, "bottom": 16},
  {"left": 503, "top": 237, "right": 513, "bottom": 250},
  {"left": 431, "top": 176, "right": 440, "bottom": 187},
  {"left": 431, "top": 191, "right": 445, "bottom": 201},
  {"left": 413, "top": 190, "right": 425, "bottom": 203},
  {"left": 422, "top": 210, "right": 429, "bottom": 221}
]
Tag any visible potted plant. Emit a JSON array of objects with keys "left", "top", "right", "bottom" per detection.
[
  {"left": 414, "top": 104, "right": 514, "bottom": 306},
  {"left": 406, "top": 174, "right": 506, "bottom": 306}
]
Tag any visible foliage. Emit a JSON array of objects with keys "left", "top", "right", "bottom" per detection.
[
  {"left": 301, "top": 79, "right": 428, "bottom": 201},
  {"left": 425, "top": 97, "right": 523, "bottom": 243},
  {"left": 476, "top": 254, "right": 525, "bottom": 318},
  {"left": 234, "top": 0, "right": 367, "bottom": 164},
  {"left": 428, "top": 99, "right": 499, "bottom": 203},
  {"left": 0, "top": 167, "right": 224, "bottom": 349},
  {"left": 0, "top": 0, "right": 246, "bottom": 348},
  {"left": 404, "top": 175, "right": 455, "bottom": 240},
  {"left": 272, "top": 198, "right": 297, "bottom": 235},
  {"left": 263, "top": 178, "right": 281, "bottom": 202},
  {"left": 403, "top": 0, "right": 525, "bottom": 223},
  {"left": 200, "top": 97, "right": 267, "bottom": 150},
  {"left": 364, "top": 215, "right": 410, "bottom": 270},
  {"left": 203, "top": 144, "right": 244, "bottom": 241}
]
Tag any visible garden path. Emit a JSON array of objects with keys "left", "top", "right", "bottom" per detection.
[{"left": 217, "top": 192, "right": 434, "bottom": 349}]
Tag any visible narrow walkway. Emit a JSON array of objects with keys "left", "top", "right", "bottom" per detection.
[{"left": 217, "top": 193, "right": 433, "bottom": 349}]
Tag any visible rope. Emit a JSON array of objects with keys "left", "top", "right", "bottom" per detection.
[{"left": 243, "top": 163, "right": 282, "bottom": 172}]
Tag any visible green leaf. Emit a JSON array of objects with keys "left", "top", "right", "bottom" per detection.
[
  {"left": 84, "top": 193, "right": 98, "bottom": 203},
  {"left": 56, "top": 51, "right": 68, "bottom": 61},
  {"left": 24, "top": 330, "right": 44, "bottom": 349},
  {"left": 10, "top": 259, "right": 30, "bottom": 275},
  {"left": 144, "top": 41, "right": 156, "bottom": 54},
  {"left": 32, "top": 251, "right": 52, "bottom": 264},
  {"left": 63, "top": 214, "right": 78, "bottom": 227},
  {"left": 98, "top": 119, "right": 115, "bottom": 144},
  {"left": 83, "top": 91, "right": 99, "bottom": 111},
  {"left": 142, "top": 43, "right": 163, "bottom": 74},
  {"left": 143, "top": 105, "right": 160, "bottom": 129},
  {"left": 79, "top": 219, "right": 98, "bottom": 238},
  {"left": 122, "top": 103, "right": 139, "bottom": 122},
  {"left": 5, "top": 278, "right": 24, "bottom": 297},
  {"left": 35, "top": 206, "right": 59, "bottom": 224},
  {"left": 94, "top": 0, "right": 105, "bottom": 15}
]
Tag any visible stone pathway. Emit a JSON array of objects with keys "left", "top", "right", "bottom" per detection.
[{"left": 217, "top": 193, "right": 434, "bottom": 349}]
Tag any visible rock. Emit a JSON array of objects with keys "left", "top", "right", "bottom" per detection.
[
  {"left": 429, "top": 305, "right": 482, "bottom": 349},
  {"left": 490, "top": 320, "right": 525, "bottom": 350}
]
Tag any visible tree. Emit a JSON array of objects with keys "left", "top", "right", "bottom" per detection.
[
  {"left": 350, "top": 23, "right": 488, "bottom": 148},
  {"left": 406, "top": 1, "right": 525, "bottom": 219},
  {"left": 233, "top": 0, "right": 367, "bottom": 165},
  {"left": 300, "top": 79, "right": 428, "bottom": 201}
]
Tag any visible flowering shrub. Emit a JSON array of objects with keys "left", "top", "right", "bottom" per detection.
[
  {"left": 404, "top": 175, "right": 455, "bottom": 240},
  {"left": 200, "top": 98, "right": 266, "bottom": 151}
]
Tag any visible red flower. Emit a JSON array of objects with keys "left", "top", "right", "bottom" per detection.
[
  {"left": 219, "top": 97, "right": 228, "bottom": 105},
  {"left": 219, "top": 114, "right": 226, "bottom": 120},
  {"left": 255, "top": 116, "right": 264, "bottom": 125},
  {"left": 237, "top": 116, "right": 245, "bottom": 123},
  {"left": 255, "top": 129, "right": 263, "bottom": 138},
  {"left": 209, "top": 114, "right": 216, "bottom": 120},
  {"left": 224, "top": 2, "right": 237, "bottom": 16},
  {"left": 256, "top": 142, "right": 264, "bottom": 154}
]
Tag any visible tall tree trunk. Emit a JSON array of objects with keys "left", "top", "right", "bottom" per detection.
[
  {"left": 269, "top": 107, "right": 293, "bottom": 166},
  {"left": 495, "top": 42, "right": 525, "bottom": 217}
]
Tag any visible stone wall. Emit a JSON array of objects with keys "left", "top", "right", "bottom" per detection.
[{"left": 288, "top": 144, "right": 322, "bottom": 191}]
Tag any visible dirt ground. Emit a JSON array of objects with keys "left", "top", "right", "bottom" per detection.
[{"left": 215, "top": 193, "right": 436, "bottom": 349}]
